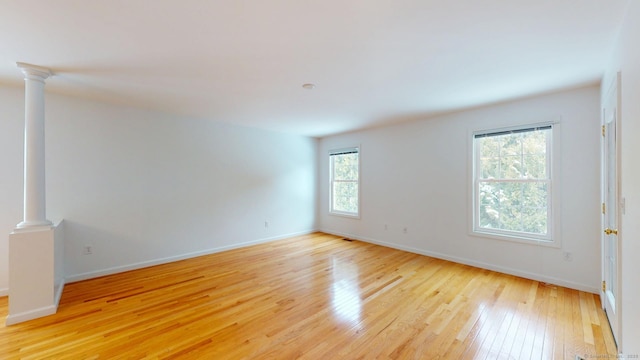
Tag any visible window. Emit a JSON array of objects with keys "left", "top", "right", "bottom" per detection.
[
  {"left": 330, "top": 147, "right": 359, "bottom": 217},
  {"left": 473, "top": 124, "right": 554, "bottom": 242}
]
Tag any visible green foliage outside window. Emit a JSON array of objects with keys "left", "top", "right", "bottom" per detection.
[
  {"left": 331, "top": 151, "right": 359, "bottom": 215},
  {"left": 476, "top": 128, "right": 550, "bottom": 236}
]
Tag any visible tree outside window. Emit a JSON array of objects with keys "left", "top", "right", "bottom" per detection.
[
  {"left": 330, "top": 148, "right": 359, "bottom": 217},
  {"left": 474, "top": 126, "right": 552, "bottom": 240}
]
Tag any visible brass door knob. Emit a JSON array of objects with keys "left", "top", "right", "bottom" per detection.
[{"left": 604, "top": 228, "right": 618, "bottom": 235}]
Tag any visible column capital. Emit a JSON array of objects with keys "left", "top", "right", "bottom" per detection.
[{"left": 17, "top": 62, "right": 52, "bottom": 82}]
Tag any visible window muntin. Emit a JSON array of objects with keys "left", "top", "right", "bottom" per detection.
[
  {"left": 473, "top": 125, "right": 552, "bottom": 241},
  {"left": 330, "top": 147, "right": 359, "bottom": 217}
]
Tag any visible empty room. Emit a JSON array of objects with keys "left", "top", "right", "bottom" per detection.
[{"left": 1, "top": 1, "right": 639, "bottom": 359}]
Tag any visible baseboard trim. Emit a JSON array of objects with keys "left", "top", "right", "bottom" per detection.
[
  {"left": 0, "top": 288, "right": 7, "bottom": 297},
  {"left": 54, "top": 280, "right": 65, "bottom": 308},
  {"left": 321, "top": 229, "right": 599, "bottom": 294},
  {"left": 65, "top": 229, "right": 318, "bottom": 283},
  {"left": 5, "top": 304, "right": 58, "bottom": 326},
  {"left": 3, "top": 282, "right": 65, "bottom": 325}
]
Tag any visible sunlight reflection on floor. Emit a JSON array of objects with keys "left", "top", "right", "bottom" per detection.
[{"left": 331, "top": 257, "right": 362, "bottom": 329}]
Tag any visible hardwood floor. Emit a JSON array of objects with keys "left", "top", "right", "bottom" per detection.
[{"left": 0, "top": 232, "right": 616, "bottom": 359}]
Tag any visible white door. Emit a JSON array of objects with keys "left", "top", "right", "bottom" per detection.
[{"left": 602, "top": 73, "right": 621, "bottom": 347}]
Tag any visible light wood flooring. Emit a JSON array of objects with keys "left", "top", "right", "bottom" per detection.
[{"left": 0, "top": 232, "right": 616, "bottom": 359}]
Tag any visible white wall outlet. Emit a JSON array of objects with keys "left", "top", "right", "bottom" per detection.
[{"left": 83, "top": 246, "right": 93, "bottom": 255}]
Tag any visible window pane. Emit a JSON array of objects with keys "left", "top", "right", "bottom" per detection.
[
  {"left": 330, "top": 149, "right": 359, "bottom": 216},
  {"left": 479, "top": 137, "right": 500, "bottom": 158},
  {"left": 522, "top": 182, "right": 547, "bottom": 208},
  {"left": 500, "top": 155, "right": 523, "bottom": 179},
  {"left": 333, "top": 181, "right": 358, "bottom": 213},
  {"left": 479, "top": 204, "right": 499, "bottom": 229},
  {"left": 521, "top": 206, "right": 547, "bottom": 234},
  {"left": 522, "top": 154, "right": 546, "bottom": 179},
  {"left": 474, "top": 126, "right": 551, "bottom": 240},
  {"left": 477, "top": 181, "right": 548, "bottom": 235},
  {"left": 478, "top": 181, "right": 499, "bottom": 206},
  {"left": 500, "top": 134, "right": 521, "bottom": 156},
  {"left": 333, "top": 153, "right": 358, "bottom": 180},
  {"left": 498, "top": 182, "right": 522, "bottom": 231},
  {"left": 478, "top": 182, "right": 501, "bottom": 228},
  {"left": 522, "top": 130, "right": 547, "bottom": 155},
  {"left": 480, "top": 157, "right": 500, "bottom": 179}
]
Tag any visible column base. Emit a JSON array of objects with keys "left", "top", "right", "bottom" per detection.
[
  {"left": 6, "top": 222, "right": 65, "bottom": 325},
  {"left": 15, "top": 220, "right": 53, "bottom": 232}
]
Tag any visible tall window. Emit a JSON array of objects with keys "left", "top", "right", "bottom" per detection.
[
  {"left": 473, "top": 125, "right": 553, "bottom": 241},
  {"left": 330, "top": 147, "right": 360, "bottom": 217}
]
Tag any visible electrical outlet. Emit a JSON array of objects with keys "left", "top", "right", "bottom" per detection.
[{"left": 82, "top": 246, "right": 93, "bottom": 255}]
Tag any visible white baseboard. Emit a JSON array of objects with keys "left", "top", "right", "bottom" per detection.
[
  {"left": 54, "top": 280, "right": 65, "bottom": 307},
  {"left": 5, "top": 304, "right": 58, "bottom": 326},
  {"left": 65, "top": 229, "right": 318, "bottom": 283},
  {"left": 0, "top": 288, "right": 7, "bottom": 297},
  {"left": 3, "top": 282, "right": 65, "bottom": 326},
  {"left": 322, "top": 229, "right": 599, "bottom": 294}
]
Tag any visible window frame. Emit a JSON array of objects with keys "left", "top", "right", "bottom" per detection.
[
  {"left": 470, "top": 121, "right": 561, "bottom": 247},
  {"left": 329, "top": 146, "right": 360, "bottom": 218}
]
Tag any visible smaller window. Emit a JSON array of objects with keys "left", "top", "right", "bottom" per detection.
[{"left": 329, "top": 147, "right": 360, "bottom": 217}]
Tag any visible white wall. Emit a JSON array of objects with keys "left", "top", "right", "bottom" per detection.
[
  {"left": 0, "top": 86, "right": 24, "bottom": 295},
  {"left": 319, "top": 86, "right": 602, "bottom": 292},
  {"left": 0, "top": 85, "right": 317, "bottom": 289},
  {"left": 603, "top": 1, "right": 640, "bottom": 355}
]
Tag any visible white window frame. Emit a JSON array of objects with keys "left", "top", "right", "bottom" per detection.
[
  {"left": 471, "top": 122, "right": 561, "bottom": 247},
  {"left": 329, "top": 146, "right": 360, "bottom": 218}
]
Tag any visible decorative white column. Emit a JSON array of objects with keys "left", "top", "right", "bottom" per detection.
[
  {"left": 15, "top": 62, "right": 52, "bottom": 230},
  {"left": 7, "top": 62, "right": 64, "bottom": 326}
]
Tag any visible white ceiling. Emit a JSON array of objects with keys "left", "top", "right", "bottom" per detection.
[{"left": 0, "top": 0, "right": 629, "bottom": 137}]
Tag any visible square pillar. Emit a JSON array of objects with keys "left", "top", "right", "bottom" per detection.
[{"left": 5, "top": 223, "right": 65, "bottom": 325}]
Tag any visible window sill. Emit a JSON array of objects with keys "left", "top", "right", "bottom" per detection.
[
  {"left": 329, "top": 211, "right": 360, "bottom": 219},
  {"left": 470, "top": 230, "right": 560, "bottom": 248}
]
